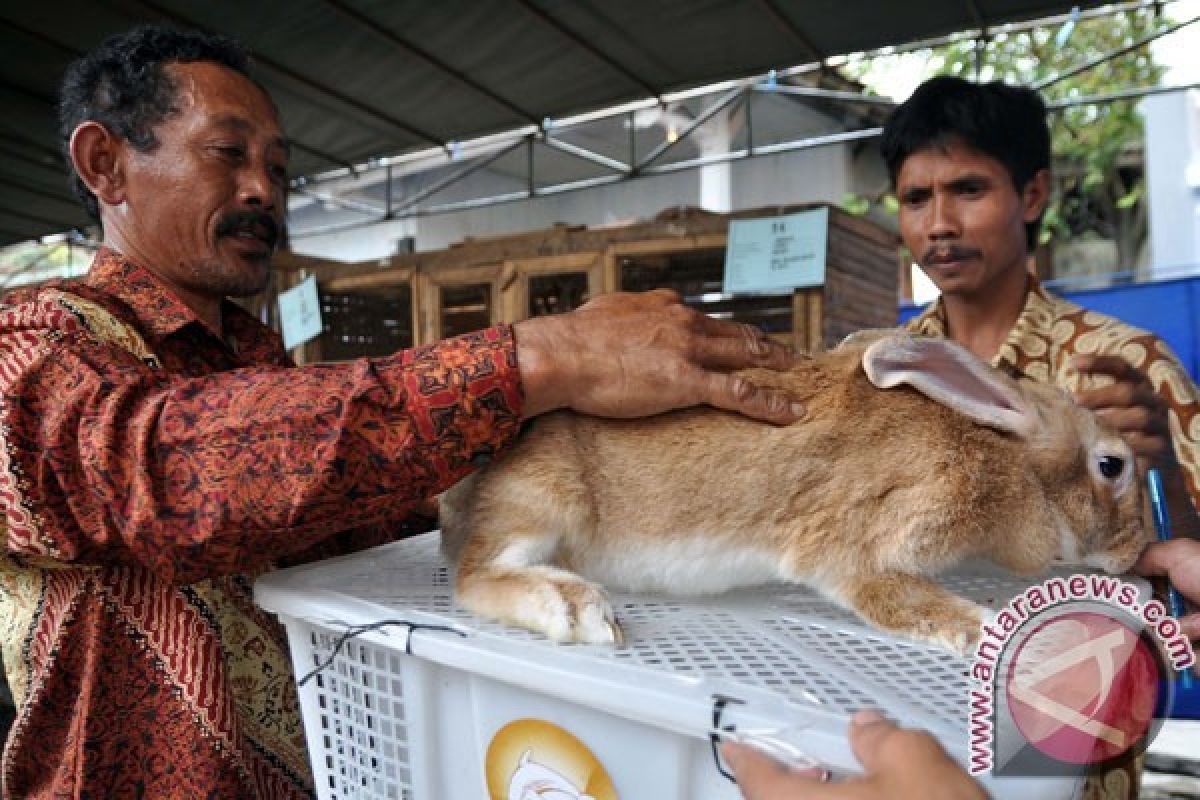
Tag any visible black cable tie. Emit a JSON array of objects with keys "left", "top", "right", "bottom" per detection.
[
  {"left": 709, "top": 693, "right": 745, "bottom": 783},
  {"left": 297, "top": 619, "right": 466, "bottom": 688}
]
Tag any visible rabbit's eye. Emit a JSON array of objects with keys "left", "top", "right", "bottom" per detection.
[{"left": 1099, "top": 455, "right": 1125, "bottom": 480}]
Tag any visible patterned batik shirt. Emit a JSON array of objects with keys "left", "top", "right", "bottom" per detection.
[
  {"left": 906, "top": 278, "right": 1200, "bottom": 513},
  {"left": 0, "top": 248, "right": 523, "bottom": 799}
]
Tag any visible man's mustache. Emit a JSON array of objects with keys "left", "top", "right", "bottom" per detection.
[
  {"left": 216, "top": 211, "right": 280, "bottom": 250},
  {"left": 922, "top": 244, "right": 981, "bottom": 264}
]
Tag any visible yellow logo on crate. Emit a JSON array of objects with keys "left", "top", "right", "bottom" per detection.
[{"left": 486, "top": 718, "right": 618, "bottom": 800}]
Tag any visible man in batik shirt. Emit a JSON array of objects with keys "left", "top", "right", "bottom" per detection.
[
  {"left": 887, "top": 76, "right": 1198, "bottom": 800},
  {"left": 728, "top": 74, "right": 1200, "bottom": 800},
  {"left": 890, "top": 80, "right": 1199, "bottom": 525},
  {"left": 0, "top": 25, "right": 803, "bottom": 799}
]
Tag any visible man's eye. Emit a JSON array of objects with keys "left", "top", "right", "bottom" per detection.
[{"left": 215, "top": 145, "right": 245, "bottom": 159}]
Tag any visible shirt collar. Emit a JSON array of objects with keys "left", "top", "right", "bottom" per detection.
[
  {"left": 84, "top": 246, "right": 265, "bottom": 350},
  {"left": 908, "top": 274, "right": 1053, "bottom": 372}
]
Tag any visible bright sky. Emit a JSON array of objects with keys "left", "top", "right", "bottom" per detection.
[{"left": 1154, "top": 0, "right": 1200, "bottom": 85}]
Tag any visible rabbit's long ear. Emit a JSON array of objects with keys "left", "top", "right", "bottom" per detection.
[{"left": 862, "top": 335, "right": 1037, "bottom": 437}]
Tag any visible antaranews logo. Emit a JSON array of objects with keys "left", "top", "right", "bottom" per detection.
[{"left": 967, "top": 574, "right": 1195, "bottom": 777}]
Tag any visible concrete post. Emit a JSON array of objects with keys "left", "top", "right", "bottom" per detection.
[
  {"left": 697, "top": 113, "right": 734, "bottom": 213},
  {"left": 1143, "top": 89, "right": 1200, "bottom": 279}
]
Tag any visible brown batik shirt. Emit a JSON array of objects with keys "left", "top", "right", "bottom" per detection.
[{"left": 0, "top": 248, "right": 523, "bottom": 799}]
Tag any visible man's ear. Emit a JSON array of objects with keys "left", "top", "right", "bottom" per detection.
[
  {"left": 1021, "top": 168, "right": 1051, "bottom": 223},
  {"left": 69, "top": 121, "right": 127, "bottom": 207}
]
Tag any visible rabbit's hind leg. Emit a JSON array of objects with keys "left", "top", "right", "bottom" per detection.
[
  {"left": 830, "top": 572, "right": 986, "bottom": 656},
  {"left": 454, "top": 533, "right": 623, "bottom": 645}
]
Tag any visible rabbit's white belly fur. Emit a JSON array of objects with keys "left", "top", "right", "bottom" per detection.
[{"left": 572, "top": 536, "right": 788, "bottom": 595}]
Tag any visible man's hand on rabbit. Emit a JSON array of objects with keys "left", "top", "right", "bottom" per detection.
[
  {"left": 724, "top": 711, "right": 986, "bottom": 800},
  {"left": 514, "top": 288, "right": 805, "bottom": 423},
  {"left": 1071, "top": 354, "right": 1173, "bottom": 466}
]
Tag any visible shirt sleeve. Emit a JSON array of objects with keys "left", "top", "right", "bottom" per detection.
[
  {"left": 0, "top": 306, "right": 524, "bottom": 584},
  {"left": 1143, "top": 340, "right": 1200, "bottom": 513}
]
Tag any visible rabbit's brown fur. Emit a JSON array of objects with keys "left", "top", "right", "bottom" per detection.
[{"left": 441, "top": 332, "right": 1148, "bottom": 653}]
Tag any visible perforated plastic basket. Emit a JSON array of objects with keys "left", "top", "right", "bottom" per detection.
[{"left": 254, "top": 532, "right": 1082, "bottom": 799}]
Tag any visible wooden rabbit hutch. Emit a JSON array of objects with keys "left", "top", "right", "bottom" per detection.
[{"left": 271, "top": 204, "right": 899, "bottom": 365}]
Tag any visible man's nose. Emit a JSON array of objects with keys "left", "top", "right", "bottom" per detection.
[
  {"left": 928, "top": 193, "right": 959, "bottom": 240},
  {"left": 238, "top": 163, "right": 279, "bottom": 211}
]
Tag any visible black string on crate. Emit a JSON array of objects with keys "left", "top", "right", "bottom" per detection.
[
  {"left": 709, "top": 693, "right": 745, "bottom": 783},
  {"left": 298, "top": 619, "right": 467, "bottom": 688}
]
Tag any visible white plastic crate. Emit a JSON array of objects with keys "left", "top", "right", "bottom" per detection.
[{"left": 254, "top": 532, "right": 1083, "bottom": 799}]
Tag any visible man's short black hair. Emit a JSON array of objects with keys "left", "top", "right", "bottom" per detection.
[
  {"left": 58, "top": 24, "right": 251, "bottom": 222},
  {"left": 881, "top": 75, "right": 1051, "bottom": 251}
]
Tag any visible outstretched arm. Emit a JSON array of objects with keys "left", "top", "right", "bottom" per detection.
[{"left": 515, "top": 289, "right": 803, "bottom": 424}]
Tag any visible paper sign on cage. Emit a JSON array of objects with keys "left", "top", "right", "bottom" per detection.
[
  {"left": 723, "top": 207, "right": 828, "bottom": 294},
  {"left": 278, "top": 275, "right": 323, "bottom": 350}
]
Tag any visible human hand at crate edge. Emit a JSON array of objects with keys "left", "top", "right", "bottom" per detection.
[{"left": 724, "top": 710, "right": 987, "bottom": 800}]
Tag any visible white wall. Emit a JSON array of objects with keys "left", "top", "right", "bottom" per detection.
[
  {"left": 1143, "top": 89, "right": 1200, "bottom": 279},
  {"left": 290, "top": 144, "right": 858, "bottom": 262},
  {"left": 415, "top": 168, "right": 701, "bottom": 252},
  {"left": 731, "top": 146, "right": 853, "bottom": 209},
  {"left": 287, "top": 215, "right": 419, "bottom": 264}
]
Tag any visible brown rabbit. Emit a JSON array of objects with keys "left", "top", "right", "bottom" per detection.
[{"left": 440, "top": 331, "right": 1148, "bottom": 654}]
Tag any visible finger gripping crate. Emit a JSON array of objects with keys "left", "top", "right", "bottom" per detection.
[{"left": 253, "top": 533, "right": 1078, "bottom": 799}]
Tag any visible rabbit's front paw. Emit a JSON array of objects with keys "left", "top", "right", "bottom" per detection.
[
  {"left": 457, "top": 567, "right": 624, "bottom": 645},
  {"left": 924, "top": 612, "right": 984, "bottom": 657},
  {"left": 841, "top": 573, "right": 985, "bottom": 657},
  {"left": 523, "top": 576, "right": 624, "bottom": 645}
]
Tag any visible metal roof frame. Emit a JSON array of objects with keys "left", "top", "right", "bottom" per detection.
[
  {"left": 0, "top": 0, "right": 1191, "bottom": 251},
  {"left": 285, "top": 4, "right": 1199, "bottom": 242}
]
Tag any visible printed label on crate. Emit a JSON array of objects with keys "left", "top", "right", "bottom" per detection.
[{"left": 486, "top": 718, "right": 617, "bottom": 800}]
